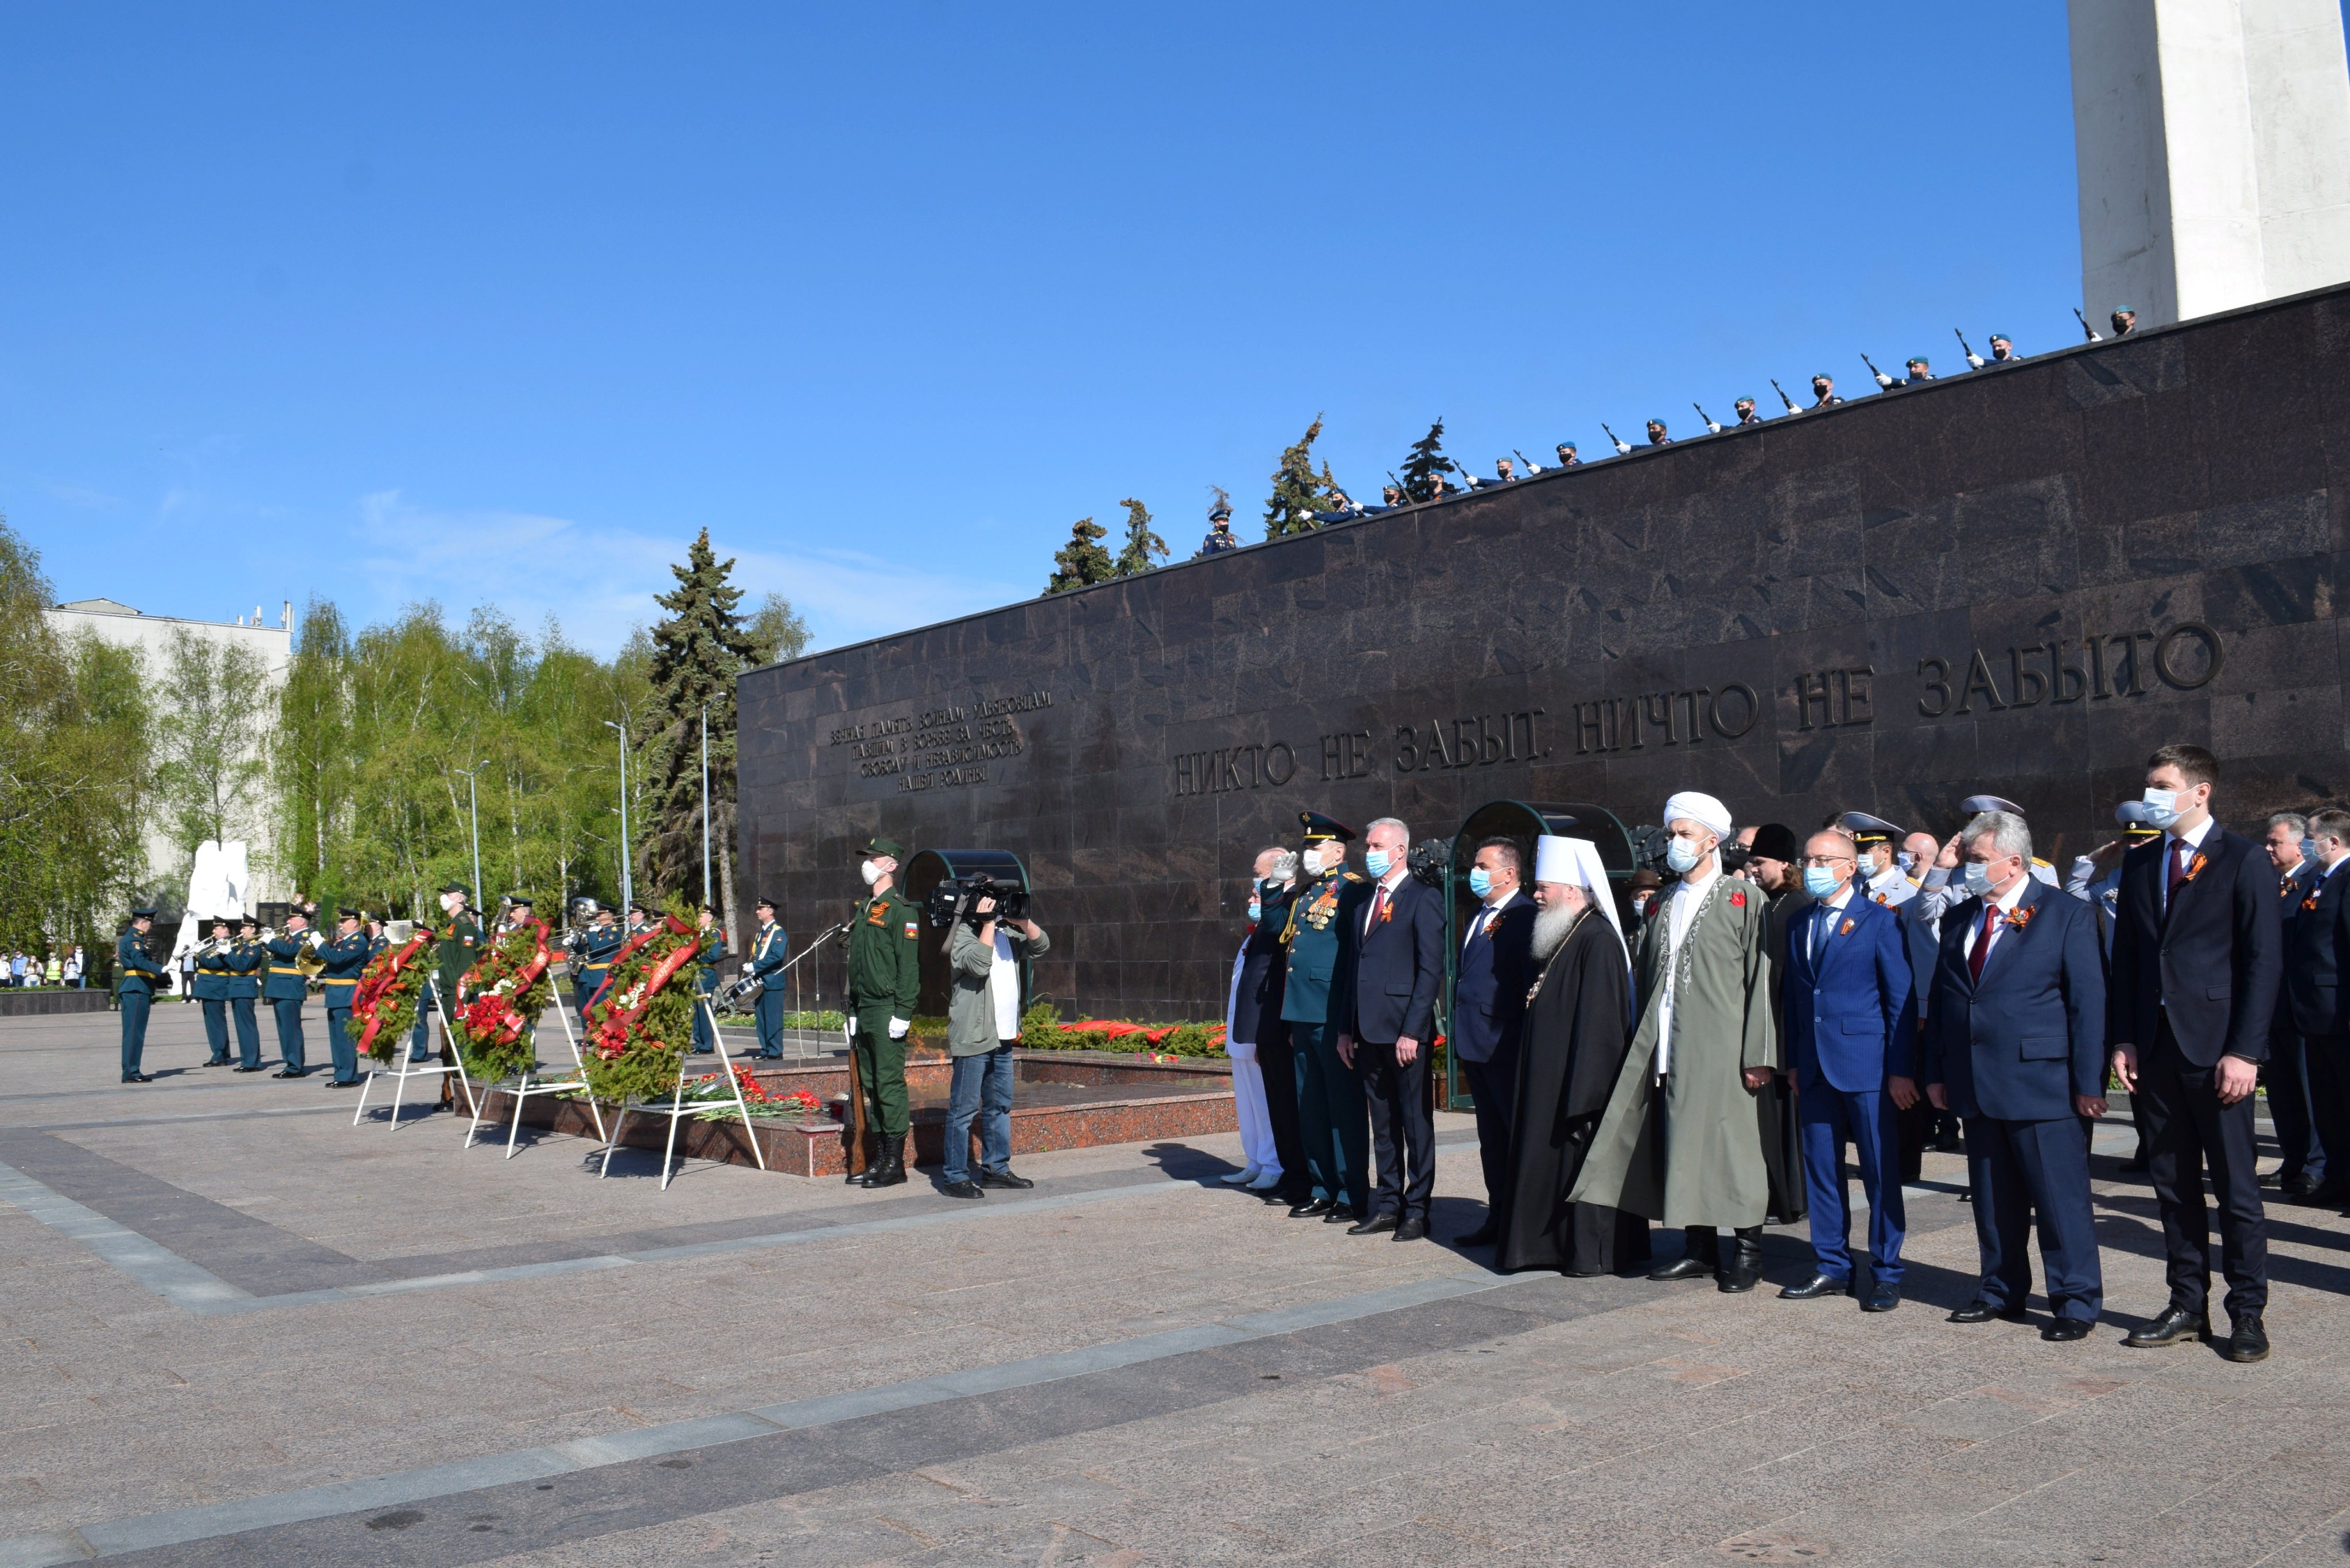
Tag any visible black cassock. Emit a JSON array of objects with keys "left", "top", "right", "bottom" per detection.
[{"left": 1495, "top": 911, "right": 1652, "bottom": 1275}]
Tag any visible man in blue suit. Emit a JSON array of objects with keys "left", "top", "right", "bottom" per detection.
[
  {"left": 1335, "top": 816, "right": 1446, "bottom": 1241},
  {"left": 1777, "top": 828, "right": 1918, "bottom": 1310},
  {"left": 1921, "top": 810, "right": 2108, "bottom": 1340},
  {"left": 1451, "top": 837, "right": 1539, "bottom": 1247}
]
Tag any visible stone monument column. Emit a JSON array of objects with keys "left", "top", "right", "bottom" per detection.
[{"left": 2069, "top": 0, "right": 2350, "bottom": 326}]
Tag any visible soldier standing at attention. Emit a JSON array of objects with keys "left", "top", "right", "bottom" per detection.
[
  {"left": 194, "top": 917, "right": 236, "bottom": 1065},
  {"left": 116, "top": 907, "right": 166, "bottom": 1083},
  {"left": 847, "top": 838, "right": 922, "bottom": 1188},
  {"left": 576, "top": 901, "right": 621, "bottom": 1026},
  {"left": 1197, "top": 496, "right": 1239, "bottom": 557},
  {"left": 745, "top": 897, "right": 788, "bottom": 1058},
  {"left": 226, "top": 918, "right": 265, "bottom": 1071},
  {"left": 1810, "top": 373, "right": 1844, "bottom": 409},
  {"left": 1281, "top": 813, "right": 1373, "bottom": 1224},
  {"left": 692, "top": 905, "right": 730, "bottom": 1055},
  {"left": 261, "top": 907, "right": 317, "bottom": 1079},
  {"left": 429, "top": 885, "right": 484, "bottom": 1108},
  {"left": 318, "top": 908, "right": 372, "bottom": 1088}
]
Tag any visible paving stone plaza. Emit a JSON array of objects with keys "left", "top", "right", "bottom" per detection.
[{"left": 1, "top": 1006, "right": 2345, "bottom": 1566}]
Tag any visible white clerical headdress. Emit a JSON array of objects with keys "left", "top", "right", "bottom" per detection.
[
  {"left": 1534, "top": 834, "right": 1625, "bottom": 951},
  {"left": 1661, "top": 790, "right": 1733, "bottom": 839}
]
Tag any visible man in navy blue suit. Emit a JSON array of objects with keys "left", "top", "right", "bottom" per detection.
[
  {"left": 1335, "top": 816, "right": 1446, "bottom": 1241},
  {"left": 2286, "top": 808, "right": 2350, "bottom": 1208},
  {"left": 2109, "top": 744, "right": 2281, "bottom": 1363},
  {"left": 2260, "top": 812, "right": 2325, "bottom": 1196},
  {"left": 1921, "top": 810, "right": 2107, "bottom": 1339},
  {"left": 1776, "top": 828, "right": 1919, "bottom": 1310},
  {"left": 1450, "top": 837, "right": 1539, "bottom": 1246}
]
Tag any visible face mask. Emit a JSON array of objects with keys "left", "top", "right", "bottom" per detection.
[
  {"left": 1963, "top": 861, "right": 1994, "bottom": 896},
  {"left": 859, "top": 859, "right": 884, "bottom": 887},
  {"left": 1896, "top": 851, "right": 1917, "bottom": 874},
  {"left": 1802, "top": 866, "right": 1841, "bottom": 898},
  {"left": 2140, "top": 788, "right": 2180, "bottom": 828},
  {"left": 1664, "top": 838, "right": 1703, "bottom": 874},
  {"left": 1467, "top": 867, "right": 1493, "bottom": 898},
  {"left": 1364, "top": 849, "right": 1393, "bottom": 878},
  {"left": 1247, "top": 900, "right": 1262, "bottom": 923}
]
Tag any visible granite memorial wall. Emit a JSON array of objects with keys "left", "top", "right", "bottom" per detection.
[{"left": 738, "top": 283, "right": 2350, "bottom": 1022}]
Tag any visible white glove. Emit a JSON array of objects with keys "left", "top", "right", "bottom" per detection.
[
  {"left": 888, "top": 1017, "right": 909, "bottom": 1040},
  {"left": 741, "top": 962, "right": 754, "bottom": 975}
]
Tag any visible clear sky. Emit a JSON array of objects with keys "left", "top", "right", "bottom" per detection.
[{"left": 3, "top": 2, "right": 2122, "bottom": 656}]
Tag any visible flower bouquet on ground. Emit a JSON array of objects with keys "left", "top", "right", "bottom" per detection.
[
  {"left": 683, "top": 1065, "right": 823, "bottom": 1123},
  {"left": 347, "top": 926, "right": 437, "bottom": 1065},
  {"left": 453, "top": 917, "right": 560, "bottom": 1082},
  {"left": 577, "top": 911, "right": 707, "bottom": 1103}
]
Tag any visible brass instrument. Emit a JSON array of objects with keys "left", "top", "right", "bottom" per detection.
[{"left": 295, "top": 926, "right": 328, "bottom": 977}]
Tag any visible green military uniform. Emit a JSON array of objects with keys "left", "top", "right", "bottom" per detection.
[
  {"left": 434, "top": 901, "right": 485, "bottom": 1066},
  {"left": 1280, "top": 813, "right": 1371, "bottom": 1219},
  {"left": 847, "top": 836, "right": 923, "bottom": 1184}
]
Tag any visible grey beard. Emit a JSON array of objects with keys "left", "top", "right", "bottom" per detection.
[{"left": 1531, "top": 901, "right": 1582, "bottom": 962}]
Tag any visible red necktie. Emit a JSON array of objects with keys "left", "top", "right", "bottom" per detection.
[
  {"left": 2166, "top": 838, "right": 2190, "bottom": 906},
  {"left": 1369, "top": 884, "right": 1388, "bottom": 931},
  {"left": 1968, "top": 902, "right": 1997, "bottom": 983}
]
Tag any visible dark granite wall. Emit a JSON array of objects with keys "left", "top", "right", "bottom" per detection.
[{"left": 738, "top": 284, "right": 2350, "bottom": 1022}]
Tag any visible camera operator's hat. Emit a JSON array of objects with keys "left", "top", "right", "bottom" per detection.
[
  {"left": 1837, "top": 811, "right": 1902, "bottom": 845},
  {"left": 862, "top": 835, "right": 905, "bottom": 861},
  {"left": 1747, "top": 823, "right": 1801, "bottom": 863},
  {"left": 2114, "top": 800, "right": 2162, "bottom": 840},
  {"left": 1297, "top": 811, "right": 1357, "bottom": 843}
]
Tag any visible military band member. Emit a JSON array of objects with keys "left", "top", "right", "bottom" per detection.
[
  {"left": 193, "top": 917, "right": 236, "bottom": 1065},
  {"left": 576, "top": 901, "right": 621, "bottom": 1025},
  {"left": 496, "top": 893, "right": 536, "bottom": 939},
  {"left": 262, "top": 908, "right": 317, "bottom": 1078},
  {"left": 227, "top": 919, "right": 265, "bottom": 1070},
  {"left": 116, "top": 907, "right": 166, "bottom": 1083},
  {"left": 366, "top": 915, "right": 388, "bottom": 958},
  {"left": 692, "top": 906, "right": 730, "bottom": 1054},
  {"left": 743, "top": 898, "right": 787, "bottom": 1058},
  {"left": 1281, "top": 812, "right": 1371, "bottom": 1223},
  {"left": 847, "top": 838, "right": 922, "bottom": 1186},
  {"left": 318, "top": 908, "right": 371, "bottom": 1087}
]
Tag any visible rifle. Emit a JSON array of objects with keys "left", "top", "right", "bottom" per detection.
[
  {"left": 1600, "top": 422, "right": 1631, "bottom": 455},
  {"left": 1771, "top": 378, "right": 1802, "bottom": 414},
  {"left": 1955, "top": 328, "right": 1984, "bottom": 369},
  {"left": 1512, "top": 447, "right": 1539, "bottom": 475},
  {"left": 2073, "top": 308, "right": 2103, "bottom": 343},
  {"left": 1693, "top": 402, "right": 1722, "bottom": 434},
  {"left": 1861, "top": 351, "right": 1892, "bottom": 390}
]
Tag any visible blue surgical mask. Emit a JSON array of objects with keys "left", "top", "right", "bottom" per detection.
[
  {"left": 1962, "top": 861, "right": 1993, "bottom": 896},
  {"left": 2140, "top": 787, "right": 2180, "bottom": 828},
  {"left": 1467, "top": 867, "right": 1493, "bottom": 898},
  {"left": 1664, "top": 838, "right": 1702, "bottom": 874},
  {"left": 1896, "top": 851, "right": 1917, "bottom": 874},
  {"left": 1247, "top": 899, "right": 1262, "bottom": 922},
  {"left": 1802, "top": 866, "right": 1841, "bottom": 898},
  {"left": 1364, "top": 849, "right": 1392, "bottom": 878}
]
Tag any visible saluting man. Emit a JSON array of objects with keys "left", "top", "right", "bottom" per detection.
[
  {"left": 1281, "top": 812, "right": 1372, "bottom": 1224},
  {"left": 193, "top": 917, "right": 237, "bottom": 1065},
  {"left": 744, "top": 897, "right": 788, "bottom": 1058},
  {"left": 261, "top": 908, "right": 317, "bottom": 1078},
  {"left": 317, "top": 908, "right": 372, "bottom": 1088},
  {"left": 226, "top": 918, "right": 265, "bottom": 1071},
  {"left": 847, "top": 839, "right": 922, "bottom": 1188},
  {"left": 577, "top": 902, "right": 622, "bottom": 1025},
  {"left": 116, "top": 906, "right": 168, "bottom": 1083}
]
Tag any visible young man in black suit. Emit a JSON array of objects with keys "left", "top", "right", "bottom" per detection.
[
  {"left": 1334, "top": 816, "right": 1446, "bottom": 1240},
  {"left": 2108, "top": 744, "right": 2283, "bottom": 1362},
  {"left": 1450, "top": 836, "right": 1539, "bottom": 1246}
]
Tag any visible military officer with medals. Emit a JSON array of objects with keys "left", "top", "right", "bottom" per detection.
[
  {"left": 261, "top": 907, "right": 320, "bottom": 1078},
  {"left": 692, "top": 906, "right": 731, "bottom": 1054},
  {"left": 225, "top": 918, "right": 266, "bottom": 1070},
  {"left": 317, "top": 908, "right": 372, "bottom": 1087},
  {"left": 625, "top": 899, "right": 655, "bottom": 941},
  {"left": 744, "top": 897, "right": 789, "bottom": 1057},
  {"left": 1280, "top": 812, "right": 1372, "bottom": 1223},
  {"left": 115, "top": 906, "right": 168, "bottom": 1083},
  {"left": 576, "top": 901, "right": 622, "bottom": 1025},
  {"left": 847, "top": 838, "right": 922, "bottom": 1188},
  {"left": 193, "top": 917, "right": 237, "bottom": 1065},
  {"left": 429, "top": 884, "right": 484, "bottom": 1083}
]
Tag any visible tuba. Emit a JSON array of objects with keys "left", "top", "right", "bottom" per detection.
[{"left": 295, "top": 926, "right": 329, "bottom": 977}]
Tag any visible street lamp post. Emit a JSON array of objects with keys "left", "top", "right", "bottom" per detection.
[
  {"left": 604, "top": 719, "right": 632, "bottom": 913},
  {"left": 453, "top": 765, "right": 483, "bottom": 902},
  {"left": 700, "top": 705, "right": 712, "bottom": 913}
]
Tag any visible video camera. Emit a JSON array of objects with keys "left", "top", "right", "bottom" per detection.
[
  {"left": 1408, "top": 838, "right": 1453, "bottom": 890},
  {"left": 1629, "top": 823, "right": 1675, "bottom": 876},
  {"left": 924, "top": 875, "right": 1030, "bottom": 930}
]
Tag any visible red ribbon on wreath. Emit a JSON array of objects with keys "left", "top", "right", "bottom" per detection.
[
  {"left": 456, "top": 917, "right": 555, "bottom": 1048},
  {"left": 351, "top": 933, "right": 434, "bottom": 1059},
  {"left": 588, "top": 915, "right": 701, "bottom": 1059}
]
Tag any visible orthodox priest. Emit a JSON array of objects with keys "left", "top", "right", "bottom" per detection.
[
  {"left": 1495, "top": 835, "right": 1650, "bottom": 1275},
  {"left": 1570, "top": 790, "right": 1779, "bottom": 1292}
]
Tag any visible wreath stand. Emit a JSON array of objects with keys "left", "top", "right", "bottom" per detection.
[
  {"left": 462, "top": 995, "right": 610, "bottom": 1155},
  {"left": 597, "top": 997, "right": 768, "bottom": 1189},
  {"left": 353, "top": 976, "right": 481, "bottom": 1130}
]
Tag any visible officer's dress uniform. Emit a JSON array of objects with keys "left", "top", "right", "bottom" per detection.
[
  {"left": 1282, "top": 861, "right": 1372, "bottom": 1218},
  {"left": 115, "top": 923, "right": 167, "bottom": 1081},
  {"left": 317, "top": 928, "right": 372, "bottom": 1085},
  {"left": 576, "top": 924, "right": 622, "bottom": 1026},
  {"left": 224, "top": 936, "right": 264, "bottom": 1069},
  {"left": 745, "top": 921, "right": 789, "bottom": 1057},
  {"left": 193, "top": 939, "right": 235, "bottom": 1064},
  {"left": 432, "top": 913, "right": 484, "bottom": 1072},
  {"left": 692, "top": 926, "right": 730, "bottom": 1053},
  {"left": 260, "top": 929, "right": 314, "bottom": 1076},
  {"left": 847, "top": 883, "right": 923, "bottom": 1174}
]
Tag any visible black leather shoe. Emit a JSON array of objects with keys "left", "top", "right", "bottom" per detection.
[
  {"left": 1947, "top": 1300, "right": 2029, "bottom": 1324},
  {"left": 2293, "top": 1181, "right": 2350, "bottom": 1207},
  {"left": 120, "top": 1073, "right": 153, "bottom": 1084},
  {"left": 1862, "top": 1281, "right": 1901, "bottom": 1313},
  {"left": 271, "top": 1068, "right": 307, "bottom": 1079},
  {"left": 976, "top": 1168, "right": 1034, "bottom": 1190},
  {"left": 231, "top": 1064, "right": 263, "bottom": 1073},
  {"left": 1648, "top": 1255, "right": 1714, "bottom": 1282},
  {"left": 2122, "top": 1304, "right": 2210, "bottom": 1347},
  {"left": 205, "top": 1058, "right": 229, "bottom": 1067},
  {"left": 1717, "top": 1228, "right": 1763, "bottom": 1293},
  {"left": 1324, "top": 1205, "right": 1363, "bottom": 1224},
  {"left": 1289, "top": 1197, "right": 1334, "bottom": 1218},
  {"left": 1393, "top": 1216, "right": 1428, "bottom": 1242},
  {"left": 940, "top": 1180, "right": 983, "bottom": 1200},
  {"left": 1347, "top": 1211, "right": 1399, "bottom": 1236},
  {"left": 1780, "top": 1272, "right": 1854, "bottom": 1301},
  {"left": 2041, "top": 1318, "right": 2094, "bottom": 1342},
  {"left": 2223, "top": 1313, "right": 2269, "bottom": 1363},
  {"left": 1453, "top": 1221, "right": 1500, "bottom": 1247},
  {"left": 2278, "top": 1172, "right": 2319, "bottom": 1197},
  {"left": 322, "top": 1078, "right": 360, "bottom": 1088}
]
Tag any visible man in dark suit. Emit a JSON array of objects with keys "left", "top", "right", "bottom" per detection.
[
  {"left": 2109, "top": 744, "right": 2282, "bottom": 1362},
  {"left": 2286, "top": 808, "right": 2350, "bottom": 1209},
  {"left": 1335, "top": 816, "right": 1445, "bottom": 1240},
  {"left": 1921, "top": 811, "right": 2107, "bottom": 1339},
  {"left": 1777, "top": 829, "right": 1919, "bottom": 1312},
  {"left": 2262, "top": 813, "right": 2325, "bottom": 1195},
  {"left": 1451, "top": 836, "right": 1538, "bottom": 1246}
]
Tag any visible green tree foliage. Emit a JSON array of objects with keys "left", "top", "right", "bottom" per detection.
[
  {"left": 745, "top": 591, "right": 811, "bottom": 666},
  {"left": 152, "top": 627, "right": 273, "bottom": 870},
  {"left": 1399, "top": 418, "right": 1457, "bottom": 503},
  {"left": 1042, "top": 517, "right": 1114, "bottom": 595},
  {"left": 1263, "top": 414, "right": 1340, "bottom": 538},
  {"left": 637, "top": 529, "right": 757, "bottom": 923},
  {"left": 1110, "top": 498, "right": 1168, "bottom": 577}
]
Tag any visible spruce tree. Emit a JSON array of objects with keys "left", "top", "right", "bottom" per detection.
[
  {"left": 1110, "top": 498, "right": 1168, "bottom": 577},
  {"left": 1042, "top": 518, "right": 1115, "bottom": 594},
  {"left": 1399, "top": 418, "right": 1457, "bottom": 503},
  {"left": 1263, "top": 414, "right": 1337, "bottom": 538},
  {"left": 637, "top": 528, "right": 757, "bottom": 928}
]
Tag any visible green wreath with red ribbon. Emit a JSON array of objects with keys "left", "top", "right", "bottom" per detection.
[
  {"left": 577, "top": 911, "right": 709, "bottom": 1102},
  {"left": 347, "top": 929, "right": 437, "bottom": 1065},
  {"left": 453, "top": 917, "right": 561, "bottom": 1082}
]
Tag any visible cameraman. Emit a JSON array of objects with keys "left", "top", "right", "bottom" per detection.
[{"left": 939, "top": 887, "right": 1049, "bottom": 1200}]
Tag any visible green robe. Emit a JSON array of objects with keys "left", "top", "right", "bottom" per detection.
[{"left": 1569, "top": 872, "right": 1779, "bottom": 1230}]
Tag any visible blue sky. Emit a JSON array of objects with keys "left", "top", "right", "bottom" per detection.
[{"left": 3, "top": 2, "right": 2104, "bottom": 656}]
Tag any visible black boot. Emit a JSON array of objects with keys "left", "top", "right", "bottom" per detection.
[
  {"left": 1648, "top": 1227, "right": 1717, "bottom": 1282},
  {"left": 849, "top": 1134, "right": 876, "bottom": 1185},
  {"left": 867, "top": 1134, "right": 908, "bottom": 1188},
  {"left": 1717, "top": 1226, "right": 1764, "bottom": 1293}
]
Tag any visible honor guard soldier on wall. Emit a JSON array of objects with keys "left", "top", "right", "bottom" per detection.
[
  {"left": 847, "top": 839, "right": 921, "bottom": 1186},
  {"left": 692, "top": 906, "right": 729, "bottom": 1054},
  {"left": 193, "top": 917, "right": 236, "bottom": 1065},
  {"left": 116, "top": 907, "right": 166, "bottom": 1083},
  {"left": 1197, "top": 496, "right": 1238, "bottom": 557},
  {"left": 1281, "top": 812, "right": 1372, "bottom": 1224},
  {"left": 318, "top": 908, "right": 372, "bottom": 1088},
  {"left": 227, "top": 918, "right": 264, "bottom": 1070},
  {"left": 744, "top": 897, "right": 788, "bottom": 1058},
  {"left": 261, "top": 907, "right": 318, "bottom": 1078},
  {"left": 576, "top": 901, "right": 621, "bottom": 1025}
]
